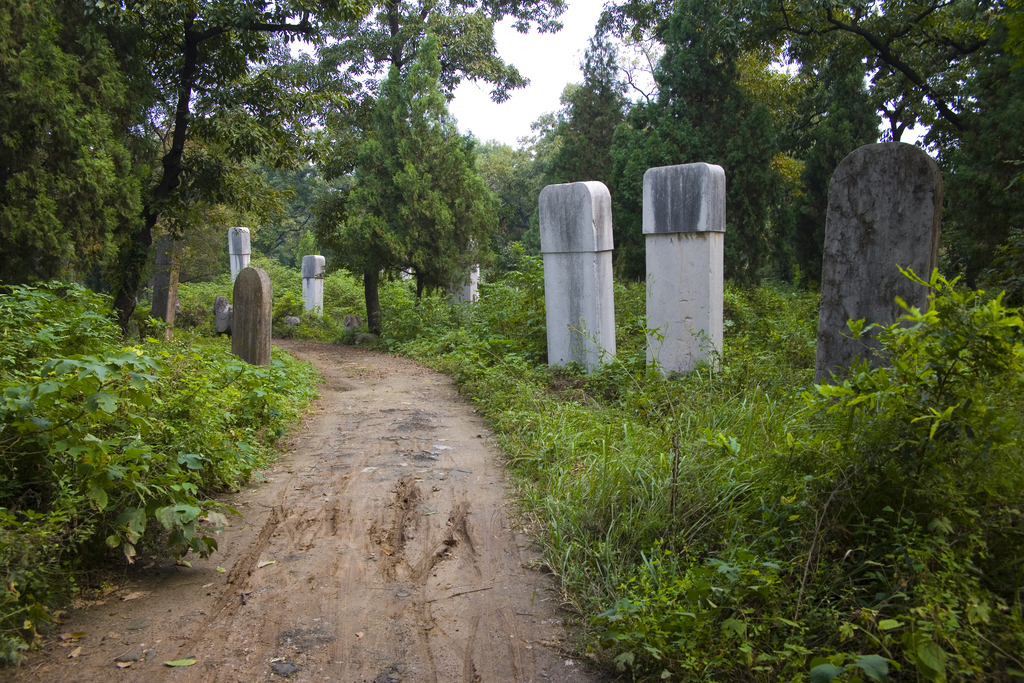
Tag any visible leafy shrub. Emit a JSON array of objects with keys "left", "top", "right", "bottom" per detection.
[
  {"left": 0, "top": 283, "right": 318, "bottom": 662},
  {"left": 389, "top": 264, "right": 1024, "bottom": 681}
]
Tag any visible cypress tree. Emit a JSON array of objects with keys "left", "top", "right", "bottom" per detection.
[
  {"left": 791, "top": 64, "right": 879, "bottom": 283},
  {"left": 611, "top": 0, "right": 781, "bottom": 282}
]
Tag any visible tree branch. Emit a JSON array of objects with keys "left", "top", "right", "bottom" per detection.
[{"left": 825, "top": 8, "right": 966, "bottom": 131}]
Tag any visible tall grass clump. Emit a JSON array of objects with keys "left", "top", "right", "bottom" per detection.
[
  {"left": 390, "top": 254, "right": 1024, "bottom": 682},
  {"left": 0, "top": 283, "right": 318, "bottom": 663}
]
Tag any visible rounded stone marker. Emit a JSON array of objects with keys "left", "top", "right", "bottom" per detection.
[
  {"left": 232, "top": 267, "right": 272, "bottom": 366},
  {"left": 814, "top": 142, "right": 942, "bottom": 382}
]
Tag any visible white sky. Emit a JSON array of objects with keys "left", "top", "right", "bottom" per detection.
[{"left": 448, "top": 0, "right": 608, "bottom": 148}]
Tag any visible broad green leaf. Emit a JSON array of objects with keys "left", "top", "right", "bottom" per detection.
[
  {"left": 811, "top": 663, "right": 846, "bottom": 683},
  {"left": 177, "top": 453, "right": 205, "bottom": 471},
  {"left": 87, "top": 485, "right": 108, "bottom": 510},
  {"left": 855, "top": 655, "right": 889, "bottom": 682},
  {"left": 878, "top": 619, "right": 903, "bottom": 630},
  {"left": 84, "top": 391, "right": 117, "bottom": 413},
  {"left": 916, "top": 640, "right": 947, "bottom": 682},
  {"left": 163, "top": 659, "right": 196, "bottom": 667}
]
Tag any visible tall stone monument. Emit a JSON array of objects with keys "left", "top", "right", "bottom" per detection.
[
  {"left": 815, "top": 142, "right": 942, "bottom": 383},
  {"left": 228, "top": 227, "right": 251, "bottom": 283},
  {"left": 539, "top": 181, "right": 616, "bottom": 371},
  {"left": 643, "top": 163, "right": 726, "bottom": 374},
  {"left": 456, "top": 264, "right": 479, "bottom": 303},
  {"left": 301, "top": 255, "right": 325, "bottom": 314},
  {"left": 232, "top": 267, "right": 272, "bottom": 366}
]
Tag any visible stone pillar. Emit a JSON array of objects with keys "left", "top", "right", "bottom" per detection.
[
  {"left": 456, "top": 264, "right": 479, "bottom": 303},
  {"left": 301, "top": 255, "right": 325, "bottom": 314},
  {"left": 539, "top": 181, "right": 616, "bottom": 371},
  {"left": 228, "top": 227, "right": 251, "bottom": 283},
  {"left": 643, "top": 163, "right": 726, "bottom": 374},
  {"left": 150, "top": 237, "right": 181, "bottom": 340},
  {"left": 232, "top": 267, "right": 272, "bottom": 366},
  {"left": 815, "top": 142, "right": 942, "bottom": 383}
]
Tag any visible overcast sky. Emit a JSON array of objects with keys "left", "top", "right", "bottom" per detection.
[{"left": 448, "top": 0, "right": 608, "bottom": 148}]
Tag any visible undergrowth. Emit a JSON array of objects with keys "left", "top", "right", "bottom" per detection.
[
  {"left": 0, "top": 282, "right": 318, "bottom": 662},
  {"left": 392, "top": 250, "right": 1024, "bottom": 682}
]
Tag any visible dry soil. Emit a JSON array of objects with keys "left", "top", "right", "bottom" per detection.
[{"left": 8, "top": 341, "right": 608, "bottom": 683}]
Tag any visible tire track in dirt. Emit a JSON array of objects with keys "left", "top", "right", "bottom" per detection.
[{"left": 9, "top": 341, "right": 607, "bottom": 683}]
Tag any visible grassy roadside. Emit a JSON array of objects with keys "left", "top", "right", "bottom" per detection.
[{"left": 390, "top": 255, "right": 1024, "bottom": 682}]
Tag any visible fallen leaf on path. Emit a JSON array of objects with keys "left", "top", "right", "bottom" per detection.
[
  {"left": 116, "top": 662, "right": 133, "bottom": 669},
  {"left": 202, "top": 583, "right": 214, "bottom": 588},
  {"left": 121, "top": 591, "right": 146, "bottom": 601},
  {"left": 163, "top": 659, "right": 197, "bottom": 667},
  {"left": 355, "top": 632, "right": 364, "bottom": 639},
  {"left": 216, "top": 566, "right": 226, "bottom": 573},
  {"left": 176, "top": 560, "right": 192, "bottom": 568},
  {"left": 68, "top": 647, "right": 81, "bottom": 659},
  {"left": 256, "top": 560, "right": 276, "bottom": 569}
]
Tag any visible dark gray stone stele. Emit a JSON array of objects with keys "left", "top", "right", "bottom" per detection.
[
  {"left": 213, "top": 295, "right": 233, "bottom": 336},
  {"left": 815, "top": 142, "right": 942, "bottom": 383},
  {"left": 232, "top": 267, "right": 272, "bottom": 366},
  {"left": 150, "top": 238, "right": 178, "bottom": 322}
]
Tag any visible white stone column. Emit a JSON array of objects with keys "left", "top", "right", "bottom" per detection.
[
  {"left": 228, "top": 227, "right": 250, "bottom": 283},
  {"left": 644, "top": 163, "right": 726, "bottom": 374},
  {"left": 539, "top": 181, "right": 616, "bottom": 371},
  {"left": 301, "top": 255, "right": 325, "bottom": 314},
  {"left": 456, "top": 264, "right": 479, "bottom": 303}
]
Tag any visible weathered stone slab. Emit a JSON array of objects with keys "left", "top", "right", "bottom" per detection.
[
  {"left": 150, "top": 238, "right": 180, "bottom": 327},
  {"left": 213, "top": 295, "right": 233, "bottom": 336},
  {"left": 815, "top": 142, "right": 942, "bottom": 382},
  {"left": 301, "top": 255, "right": 325, "bottom": 314},
  {"left": 644, "top": 163, "right": 726, "bottom": 374},
  {"left": 455, "top": 264, "right": 479, "bottom": 303},
  {"left": 539, "top": 181, "right": 616, "bottom": 371},
  {"left": 231, "top": 267, "right": 272, "bottom": 366},
  {"left": 228, "top": 227, "right": 251, "bottom": 283}
]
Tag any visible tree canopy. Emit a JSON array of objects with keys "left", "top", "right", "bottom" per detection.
[{"left": 315, "top": 34, "right": 497, "bottom": 333}]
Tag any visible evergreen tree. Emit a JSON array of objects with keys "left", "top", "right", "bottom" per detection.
[
  {"left": 546, "top": 30, "right": 629, "bottom": 189},
  {"left": 611, "top": 0, "right": 781, "bottom": 282},
  {"left": 315, "top": 35, "right": 497, "bottom": 333},
  {"left": 937, "top": 15, "right": 1024, "bottom": 289},
  {"left": 0, "top": 0, "right": 143, "bottom": 283},
  {"left": 790, "top": 62, "right": 879, "bottom": 283}
]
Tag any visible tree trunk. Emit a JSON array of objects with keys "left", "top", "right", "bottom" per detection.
[
  {"left": 364, "top": 268, "right": 382, "bottom": 334},
  {"left": 415, "top": 272, "right": 424, "bottom": 299},
  {"left": 113, "top": 19, "right": 200, "bottom": 333}
]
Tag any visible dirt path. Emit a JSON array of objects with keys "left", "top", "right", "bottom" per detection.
[{"left": 10, "top": 341, "right": 607, "bottom": 683}]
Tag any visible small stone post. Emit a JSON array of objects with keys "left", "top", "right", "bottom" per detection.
[
  {"left": 643, "top": 163, "right": 726, "bottom": 374},
  {"left": 815, "top": 142, "right": 942, "bottom": 382},
  {"left": 539, "top": 181, "right": 616, "bottom": 371},
  {"left": 213, "top": 295, "right": 233, "bottom": 336},
  {"left": 232, "top": 267, "right": 272, "bottom": 366},
  {"left": 301, "top": 255, "right": 325, "bottom": 314},
  {"left": 456, "top": 264, "right": 479, "bottom": 303},
  {"left": 228, "top": 227, "right": 251, "bottom": 283}
]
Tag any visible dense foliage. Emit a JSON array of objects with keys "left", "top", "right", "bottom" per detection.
[
  {"left": 314, "top": 35, "right": 497, "bottom": 333},
  {"left": 378, "top": 254, "right": 1024, "bottom": 682},
  {"left": 0, "top": 283, "right": 318, "bottom": 662}
]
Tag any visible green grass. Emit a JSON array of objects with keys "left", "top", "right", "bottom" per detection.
[{"left": 391, "top": 256, "right": 1024, "bottom": 682}]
